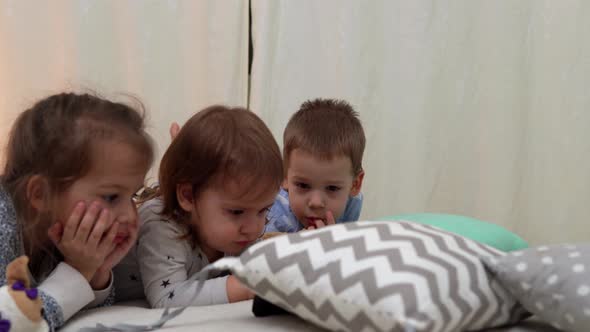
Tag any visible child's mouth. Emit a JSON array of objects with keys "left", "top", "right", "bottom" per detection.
[
  {"left": 236, "top": 240, "right": 252, "bottom": 247},
  {"left": 114, "top": 234, "right": 129, "bottom": 244}
]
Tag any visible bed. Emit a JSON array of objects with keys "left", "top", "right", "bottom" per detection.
[
  {"left": 62, "top": 222, "right": 586, "bottom": 332},
  {"left": 61, "top": 300, "right": 560, "bottom": 332}
]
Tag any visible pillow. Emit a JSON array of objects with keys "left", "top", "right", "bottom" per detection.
[
  {"left": 211, "top": 221, "right": 526, "bottom": 332},
  {"left": 483, "top": 243, "right": 590, "bottom": 332},
  {"left": 378, "top": 213, "right": 528, "bottom": 252}
]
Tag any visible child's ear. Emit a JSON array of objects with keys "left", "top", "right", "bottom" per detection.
[
  {"left": 26, "top": 175, "right": 48, "bottom": 212},
  {"left": 176, "top": 183, "right": 195, "bottom": 212},
  {"left": 349, "top": 170, "right": 365, "bottom": 197},
  {"left": 281, "top": 178, "right": 288, "bottom": 191}
]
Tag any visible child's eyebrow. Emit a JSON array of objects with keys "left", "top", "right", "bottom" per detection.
[
  {"left": 292, "top": 175, "right": 346, "bottom": 185},
  {"left": 325, "top": 180, "right": 346, "bottom": 185},
  {"left": 99, "top": 184, "right": 126, "bottom": 190},
  {"left": 221, "top": 201, "right": 275, "bottom": 210},
  {"left": 291, "top": 175, "right": 310, "bottom": 181},
  {"left": 99, "top": 183, "right": 141, "bottom": 192}
]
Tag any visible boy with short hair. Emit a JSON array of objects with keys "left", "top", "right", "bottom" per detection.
[{"left": 265, "top": 98, "right": 366, "bottom": 233}]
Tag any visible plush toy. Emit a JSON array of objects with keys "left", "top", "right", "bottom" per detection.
[{"left": 0, "top": 256, "right": 49, "bottom": 332}]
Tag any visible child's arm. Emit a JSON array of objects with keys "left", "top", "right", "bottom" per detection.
[
  {"left": 41, "top": 201, "right": 123, "bottom": 320},
  {"left": 1, "top": 193, "right": 116, "bottom": 330},
  {"left": 0, "top": 200, "right": 68, "bottom": 331},
  {"left": 86, "top": 271, "right": 115, "bottom": 308},
  {"left": 35, "top": 262, "right": 97, "bottom": 324},
  {"left": 137, "top": 220, "right": 235, "bottom": 308}
]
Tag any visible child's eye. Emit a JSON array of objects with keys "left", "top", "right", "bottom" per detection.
[
  {"left": 227, "top": 209, "right": 244, "bottom": 216},
  {"left": 295, "top": 182, "right": 310, "bottom": 190},
  {"left": 327, "top": 186, "right": 341, "bottom": 192},
  {"left": 102, "top": 194, "right": 119, "bottom": 204}
]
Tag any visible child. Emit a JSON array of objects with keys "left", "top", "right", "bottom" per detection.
[
  {"left": 265, "top": 98, "right": 366, "bottom": 233},
  {"left": 0, "top": 93, "right": 154, "bottom": 331},
  {"left": 135, "top": 105, "right": 283, "bottom": 308}
]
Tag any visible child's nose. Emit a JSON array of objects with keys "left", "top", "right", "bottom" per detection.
[
  {"left": 308, "top": 191, "right": 325, "bottom": 209},
  {"left": 115, "top": 202, "right": 138, "bottom": 225},
  {"left": 240, "top": 216, "right": 264, "bottom": 236}
]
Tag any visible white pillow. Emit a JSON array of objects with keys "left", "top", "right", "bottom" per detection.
[
  {"left": 81, "top": 221, "right": 528, "bottom": 332},
  {"left": 213, "top": 221, "right": 527, "bottom": 332}
]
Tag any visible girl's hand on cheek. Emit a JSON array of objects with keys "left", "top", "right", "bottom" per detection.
[
  {"left": 48, "top": 201, "right": 116, "bottom": 282},
  {"left": 99, "top": 221, "right": 138, "bottom": 273}
]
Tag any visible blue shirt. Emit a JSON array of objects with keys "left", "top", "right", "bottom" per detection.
[{"left": 264, "top": 188, "right": 363, "bottom": 233}]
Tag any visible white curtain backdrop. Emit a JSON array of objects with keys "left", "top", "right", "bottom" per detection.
[
  {"left": 0, "top": 0, "right": 249, "bottom": 182},
  {"left": 250, "top": 0, "right": 590, "bottom": 245},
  {"left": 2, "top": 0, "right": 589, "bottom": 246}
]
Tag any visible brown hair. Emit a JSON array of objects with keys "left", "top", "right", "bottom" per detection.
[
  {"left": 283, "top": 98, "right": 365, "bottom": 175},
  {"left": 158, "top": 105, "right": 283, "bottom": 241},
  {"left": 1, "top": 92, "right": 154, "bottom": 267}
]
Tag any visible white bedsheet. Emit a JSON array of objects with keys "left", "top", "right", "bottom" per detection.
[
  {"left": 61, "top": 300, "right": 558, "bottom": 332},
  {"left": 61, "top": 300, "right": 323, "bottom": 332}
]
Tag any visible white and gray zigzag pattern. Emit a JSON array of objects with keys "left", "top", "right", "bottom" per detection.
[{"left": 231, "top": 221, "right": 525, "bottom": 332}]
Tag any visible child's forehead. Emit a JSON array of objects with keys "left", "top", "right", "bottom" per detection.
[
  {"left": 211, "top": 176, "right": 278, "bottom": 204},
  {"left": 82, "top": 141, "right": 149, "bottom": 184},
  {"left": 288, "top": 148, "right": 351, "bottom": 163},
  {"left": 90, "top": 140, "right": 150, "bottom": 170},
  {"left": 287, "top": 149, "right": 354, "bottom": 175}
]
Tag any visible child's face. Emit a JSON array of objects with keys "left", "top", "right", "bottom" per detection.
[
  {"left": 189, "top": 180, "right": 276, "bottom": 261},
  {"left": 284, "top": 149, "right": 362, "bottom": 228},
  {"left": 54, "top": 142, "right": 148, "bottom": 244}
]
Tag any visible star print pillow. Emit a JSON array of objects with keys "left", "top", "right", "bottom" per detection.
[{"left": 483, "top": 244, "right": 590, "bottom": 332}]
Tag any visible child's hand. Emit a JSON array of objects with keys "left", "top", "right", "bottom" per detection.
[
  {"left": 169, "top": 122, "right": 180, "bottom": 140},
  {"left": 305, "top": 210, "right": 336, "bottom": 230},
  {"left": 98, "top": 221, "right": 139, "bottom": 273},
  {"left": 88, "top": 221, "right": 138, "bottom": 290},
  {"left": 226, "top": 275, "right": 254, "bottom": 302},
  {"left": 47, "top": 201, "right": 117, "bottom": 283}
]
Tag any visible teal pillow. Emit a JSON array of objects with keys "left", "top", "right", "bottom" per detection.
[{"left": 376, "top": 213, "right": 528, "bottom": 252}]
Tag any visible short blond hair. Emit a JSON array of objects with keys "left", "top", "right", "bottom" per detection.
[{"left": 283, "top": 98, "right": 365, "bottom": 175}]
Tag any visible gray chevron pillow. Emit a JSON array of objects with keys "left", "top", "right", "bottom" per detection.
[{"left": 210, "top": 221, "right": 526, "bottom": 332}]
